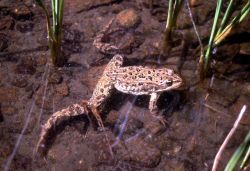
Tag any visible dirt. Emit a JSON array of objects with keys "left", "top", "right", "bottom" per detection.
[{"left": 0, "top": 0, "right": 250, "bottom": 171}]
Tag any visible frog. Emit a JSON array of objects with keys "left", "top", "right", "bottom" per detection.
[
  {"left": 36, "top": 18, "right": 183, "bottom": 155},
  {"left": 89, "top": 18, "right": 183, "bottom": 128}
]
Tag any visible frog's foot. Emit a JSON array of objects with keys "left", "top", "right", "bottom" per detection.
[
  {"left": 150, "top": 110, "right": 167, "bottom": 127},
  {"left": 149, "top": 93, "right": 167, "bottom": 126},
  {"left": 153, "top": 115, "right": 167, "bottom": 127},
  {"left": 90, "top": 106, "right": 106, "bottom": 131}
]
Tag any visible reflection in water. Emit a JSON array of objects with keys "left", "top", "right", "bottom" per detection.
[
  {"left": 35, "top": 64, "right": 50, "bottom": 128},
  {"left": 111, "top": 97, "right": 137, "bottom": 148},
  {"left": 4, "top": 102, "right": 35, "bottom": 171},
  {"left": 4, "top": 64, "right": 50, "bottom": 171}
]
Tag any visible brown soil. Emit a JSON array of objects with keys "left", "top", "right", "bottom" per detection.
[{"left": 0, "top": 0, "right": 250, "bottom": 170}]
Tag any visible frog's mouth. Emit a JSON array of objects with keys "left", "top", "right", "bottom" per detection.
[{"left": 172, "top": 74, "right": 184, "bottom": 88}]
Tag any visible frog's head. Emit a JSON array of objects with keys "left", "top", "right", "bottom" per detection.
[{"left": 159, "top": 69, "right": 183, "bottom": 91}]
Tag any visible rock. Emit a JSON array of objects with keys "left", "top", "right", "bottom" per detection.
[
  {"left": 111, "top": 4, "right": 123, "bottom": 14},
  {"left": 15, "top": 21, "right": 34, "bottom": 33},
  {"left": 35, "top": 54, "right": 47, "bottom": 66},
  {"left": 0, "top": 16, "right": 15, "bottom": 30},
  {"left": 11, "top": 76, "right": 28, "bottom": 88},
  {"left": 0, "top": 88, "right": 18, "bottom": 102},
  {"left": 35, "top": 85, "right": 50, "bottom": 110},
  {"left": 243, "top": 83, "right": 250, "bottom": 97},
  {"left": 48, "top": 72, "right": 63, "bottom": 84},
  {"left": 239, "top": 42, "right": 250, "bottom": 55},
  {"left": 96, "top": 160, "right": 152, "bottom": 171},
  {"left": 175, "top": 8, "right": 192, "bottom": 29},
  {"left": 133, "top": 34, "right": 161, "bottom": 60},
  {"left": 112, "top": 116, "right": 144, "bottom": 135},
  {"left": 215, "top": 43, "right": 240, "bottom": 61},
  {"left": 15, "top": 57, "right": 36, "bottom": 75},
  {"left": 119, "top": 137, "right": 161, "bottom": 168},
  {"left": 230, "top": 95, "right": 250, "bottom": 125},
  {"left": 0, "top": 6, "right": 10, "bottom": 16},
  {"left": 192, "top": 3, "right": 215, "bottom": 25},
  {"left": 35, "top": 85, "right": 63, "bottom": 110},
  {"left": 10, "top": 4, "right": 33, "bottom": 21},
  {"left": 88, "top": 133, "right": 115, "bottom": 164},
  {"left": 105, "top": 110, "right": 119, "bottom": 125},
  {"left": 83, "top": 65, "right": 105, "bottom": 90},
  {"left": 0, "top": 105, "right": 3, "bottom": 122},
  {"left": 1, "top": 105, "right": 16, "bottom": 116},
  {"left": 190, "top": 0, "right": 203, "bottom": 7},
  {"left": 166, "top": 57, "right": 180, "bottom": 65},
  {"left": 144, "top": 121, "right": 166, "bottom": 137},
  {"left": 176, "top": 1, "right": 215, "bottom": 28},
  {"left": 65, "top": 0, "right": 118, "bottom": 13},
  {"left": 55, "top": 82, "right": 69, "bottom": 96},
  {"left": 116, "top": 9, "right": 141, "bottom": 28},
  {"left": 182, "top": 60, "right": 197, "bottom": 70},
  {"left": 0, "top": 33, "right": 9, "bottom": 51},
  {"left": 0, "top": 140, "right": 12, "bottom": 158},
  {"left": 63, "top": 29, "right": 84, "bottom": 43}
]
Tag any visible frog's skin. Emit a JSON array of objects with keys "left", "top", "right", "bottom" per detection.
[{"left": 89, "top": 18, "right": 183, "bottom": 128}]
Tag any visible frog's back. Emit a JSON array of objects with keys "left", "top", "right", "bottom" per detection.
[{"left": 112, "top": 66, "right": 180, "bottom": 95}]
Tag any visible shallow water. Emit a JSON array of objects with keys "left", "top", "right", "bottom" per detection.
[{"left": 0, "top": 0, "right": 250, "bottom": 170}]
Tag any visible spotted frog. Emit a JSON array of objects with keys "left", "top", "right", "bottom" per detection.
[{"left": 88, "top": 18, "right": 183, "bottom": 128}]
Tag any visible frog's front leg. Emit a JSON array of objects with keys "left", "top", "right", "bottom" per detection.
[
  {"left": 149, "top": 93, "right": 160, "bottom": 112},
  {"left": 149, "top": 93, "right": 167, "bottom": 126}
]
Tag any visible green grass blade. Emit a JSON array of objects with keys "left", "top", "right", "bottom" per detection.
[
  {"left": 172, "top": 0, "right": 183, "bottom": 27},
  {"left": 34, "top": 0, "right": 54, "bottom": 42},
  {"left": 217, "top": 0, "right": 237, "bottom": 35},
  {"left": 204, "top": 0, "right": 222, "bottom": 72},
  {"left": 166, "top": 0, "right": 174, "bottom": 29},
  {"left": 240, "top": 145, "right": 250, "bottom": 169},
  {"left": 214, "top": 1, "right": 250, "bottom": 46},
  {"left": 225, "top": 131, "right": 250, "bottom": 171},
  {"left": 59, "top": 0, "right": 64, "bottom": 33},
  {"left": 51, "top": 0, "right": 56, "bottom": 34}
]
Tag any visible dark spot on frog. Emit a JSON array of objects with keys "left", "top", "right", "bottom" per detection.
[
  {"left": 148, "top": 76, "right": 152, "bottom": 81},
  {"left": 138, "top": 74, "right": 145, "bottom": 78},
  {"left": 148, "top": 71, "right": 151, "bottom": 74},
  {"left": 136, "top": 68, "right": 140, "bottom": 72},
  {"left": 156, "top": 73, "right": 160, "bottom": 76},
  {"left": 132, "top": 76, "right": 137, "bottom": 79},
  {"left": 138, "top": 82, "right": 143, "bottom": 86},
  {"left": 100, "top": 88, "right": 104, "bottom": 93},
  {"left": 129, "top": 72, "right": 132, "bottom": 75}
]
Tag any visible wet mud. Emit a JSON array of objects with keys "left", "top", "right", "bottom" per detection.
[{"left": 0, "top": 0, "right": 250, "bottom": 170}]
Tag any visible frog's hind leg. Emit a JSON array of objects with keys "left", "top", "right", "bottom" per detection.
[
  {"left": 89, "top": 106, "right": 105, "bottom": 131},
  {"left": 149, "top": 93, "right": 167, "bottom": 126},
  {"left": 106, "top": 54, "right": 124, "bottom": 72}
]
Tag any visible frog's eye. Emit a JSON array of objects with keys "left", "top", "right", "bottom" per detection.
[{"left": 165, "top": 80, "right": 173, "bottom": 86}]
